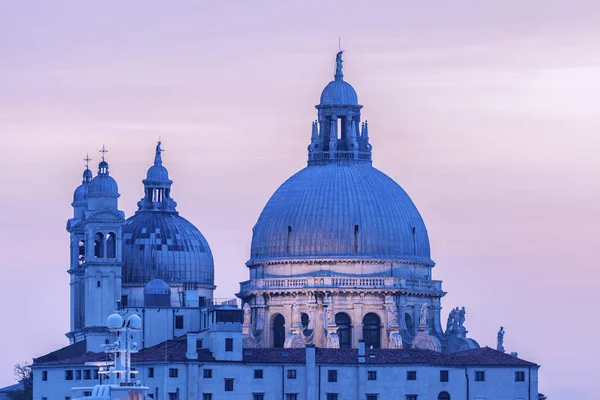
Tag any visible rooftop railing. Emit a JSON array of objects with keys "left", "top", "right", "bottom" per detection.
[{"left": 239, "top": 277, "right": 442, "bottom": 293}]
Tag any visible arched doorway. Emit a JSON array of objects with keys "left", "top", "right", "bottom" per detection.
[
  {"left": 335, "top": 313, "right": 352, "bottom": 349},
  {"left": 362, "top": 313, "right": 381, "bottom": 349},
  {"left": 438, "top": 392, "right": 450, "bottom": 400},
  {"left": 272, "top": 314, "right": 285, "bottom": 348}
]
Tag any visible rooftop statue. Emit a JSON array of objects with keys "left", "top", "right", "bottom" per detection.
[
  {"left": 497, "top": 326, "right": 505, "bottom": 352},
  {"left": 335, "top": 50, "right": 343, "bottom": 78}
]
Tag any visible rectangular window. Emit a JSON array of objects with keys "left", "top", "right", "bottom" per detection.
[
  {"left": 440, "top": 370, "right": 449, "bottom": 382},
  {"left": 254, "top": 369, "right": 263, "bottom": 379},
  {"left": 203, "top": 369, "right": 212, "bottom": 378},
  {"left": 287, "top": 369, "right": 297, "bottom": 379},
  {"left": 196, "top": 339, "right": 203, "bottom": 351},
  {"left": 75, "top": 370, "right": 81, "bottom": 380},
  {"left": 202, "top": 394, "right": 212, "bottom": 400},
  {"left": 328, "top": 369, "right": 337, "bottom": 382},
  {"left": 407, "top": 370, "right": 417, "bottom": 380},
  {"left": 224, "top": 378, "right": 234, "bottom": 391},
  {"left": 148, "top": 367, "right": 154, "bottom": 378},
  {"left": 367, "top": 370, "right": 377, "bottom": 380},
  {"left": 175, "top": 315, "right": 184, "bottom": 329},
  {"left": 65, "top": 370, "right": 73, "bottom": 381},
  {"left": 406, "top": 396, "right": 418, "bottom": 400},
  {"left": 327, "top": 394, "right": 338, "bottom": 400},
  {"left": 366, "top": 395, "right": 378, "bottom": 400},
  {"left": 286, "top": 395, "right": 297, "bottom": 400},
  {"left": 169, "top": 368, "right": 178, "bottom": 378},
  {"left": 83, "top": 393, "right": 91, "bottom": 397},
  {"left": 93, "top": 370, "right": 99, "bottom": 380},
  {"left": 253, "top": 394, "right": 265, "bottom": 400},
  {"left": 42, "top": 371, "right": 48, "bottom": 381},
  {"left": 225, "top": 338, "right": 233, "bottom": 352},
  {"left": 168, "top": 393, "right": 177, "bottom": 400},
  {"left": 515, "top": 371, "right": 525, "bottom": 382},
  {"left": 121, "top": 295, "right": 128, "bottom": 307},
  {"left": 83, "top": 370, "right": 91, "bottom": 380},
  {"left": 475, "top": 371, "right": 485, "bottom": 381}
]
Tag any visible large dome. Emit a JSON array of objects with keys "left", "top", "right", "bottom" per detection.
[
  {"left": 248, "top": 163, "right": 432, "bottom": 265},
  {"left": 122, "top": 212, "right": 214, "bottom": 285}
]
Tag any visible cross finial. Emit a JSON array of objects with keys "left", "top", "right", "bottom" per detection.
[
  {"left": 100, "top": 145, "right": 108, "bottom": 161},
  {"left": 83, "top": 153, "right": 92, "bottom": 169}
]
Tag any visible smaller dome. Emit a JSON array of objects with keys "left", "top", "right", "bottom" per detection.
[
  {"left": 320, "top": 80, "right": 358, "bottom": 105},
  {"left": 89, "top": 175, "right": 119, "bottom": 196},
  {"left": 144, "top": 279, "right": 172, "bottom": 295},
  {"left": 146, "top": 164, "right": 169, "bottom": 182},
  {"left": 144, "top": 279, "right": 171, "bottom": 307},
  {"left": 73, "top": 183, "right": 89, "bottom": 203},
  {"left": 107, "top": 313, "right": 123, "bottom": 329}
]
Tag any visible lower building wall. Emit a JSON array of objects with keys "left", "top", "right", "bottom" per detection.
[{"left": 34, "top": 362, "right": 538, "bottom": 400}]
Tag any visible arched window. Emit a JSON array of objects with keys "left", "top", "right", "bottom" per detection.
[
  {"left": 362, "top": 313, "right": 381, "bottom": 349},
  {"left": 272, "top": 314, "right": 285, "bottom": 349},
  {"left": 94, "top": 232, "right": 104, "bottom": 258},
  {"left": 106, "top": 232, "right": 116, "bottom": 259},
  {"left": 438, "top": 392, "right": 450, "bottom": 400},
  {"left": 301, "top": 313, "right": 312, "bottom": 336},
  {"left": 335, "top": 313, "right": 352, "bottom": 349},
  {"left": 78, "top": 240, "right": 86, "bottom": 265}
]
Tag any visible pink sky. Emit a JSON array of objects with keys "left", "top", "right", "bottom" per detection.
[{"left": 1, "top": 1, "right": 599, "bottom": 398}]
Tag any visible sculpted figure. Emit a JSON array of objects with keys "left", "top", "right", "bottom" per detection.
[
  {"left": 446, "top": 312, "right": 454, "bottom": 333},
  {"left": 335, "top": 50, "right": 344, "bottom": 76},
  {"left": 419, "top": 303, "right": 428, "bottom": 327},
  {"left": 326, "top": 306, "right": 335, "bottom": 327},
  {"left": 243, "top": 302, "right": 251, "bottom": 326},
  {"left": 387, "top": 304, "right": 398, "bottom": 327},
  {"left": 292, "top": 304, "right": 302, "bottom": 327},
  {"left": 458, "top": 307, "right": 466, "bottom": 328},
  {"left": 497, "top": 326, "right": 505, "bottom": 352}
]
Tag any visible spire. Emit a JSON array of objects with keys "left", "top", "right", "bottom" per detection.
[{"left": 334, "top": 50, "right": 344, "bottom": 81}]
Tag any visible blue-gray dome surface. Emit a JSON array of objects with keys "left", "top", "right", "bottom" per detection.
[
  {"left": 73, "top": 183, "right": 89, "bottom": 203},
  {"left": 249, "top": 163, "right": 431, "bottom": 265},
  {"left": 146, "top": 164, "right": 169, "bottom": 182},
  {"left": 88, "top": 174, "right": 119, "bottom": 196},
  {"left": 122, "top": 212, "right": 214, "bottom": 285},
  {"left": 320, "top": 80, "right": 359, "bottom": 105},
  {"left": 144, "top": 279, "right": 171, "bottom": 295}
]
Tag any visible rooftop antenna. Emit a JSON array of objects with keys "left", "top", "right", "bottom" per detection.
[
  {"left": 83, "top": 153, "right": 91, "bottom": 169},
  {"left": 100, "top": 144, "right": 108, "bottom": 161}
]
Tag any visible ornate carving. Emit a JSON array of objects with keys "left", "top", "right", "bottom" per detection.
[
  {"left": 327, "top": 332, "right": 340, "bottom": 348},
  {"left": 243, "top": 303, "right": 251, "bottom": 326},
  {"left": 412, "top": 330, "right": 441, "bottom": 352},
  {"left": 388, "top": 331, "right": 403, "bottom": 349},
  {"left": 291, "top": 303, "right": 302, "bottom": 328},
  {"left": 284, "top": 334, "right": 305, "bottom": 349},
  {"left": 386, "top": 303, "right": 399, "bottom": 328}
]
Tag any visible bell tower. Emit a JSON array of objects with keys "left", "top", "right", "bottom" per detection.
[{"left": 67, "top": 147, "right": 125, "bottom": 352}]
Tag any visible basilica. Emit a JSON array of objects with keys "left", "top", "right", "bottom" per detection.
[{"left": 30, "top": 52, "right": 541, "bottom": 400}]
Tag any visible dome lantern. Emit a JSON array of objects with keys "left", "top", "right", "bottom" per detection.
[
  {"left": 136, "top": 141, "right": 178, "bottom": 212},
  {"left": 309, "top": 51, "right": 372, "bottom": 165}
]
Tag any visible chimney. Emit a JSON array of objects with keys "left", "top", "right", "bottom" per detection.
[{"left": 358, "top": 339, "right": 365, "bottom": 364}]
